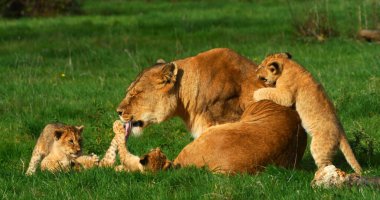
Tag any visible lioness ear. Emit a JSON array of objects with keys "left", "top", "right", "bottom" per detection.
[
  {"left": 161, "top": 62, "right": 178, "bottom": 84},
  {"left": 140, "top": 155, "right": 149, "bottom": 166},
  {"left": 268, "top": 62, "right": 283, "bottom": 75},
  {"left": 54, "top": 130, "right": 64, "bottom": 141}
]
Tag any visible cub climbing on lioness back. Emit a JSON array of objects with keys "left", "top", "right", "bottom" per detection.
[
  {"left": 26, "top": 123, "right": 99, "bottom": 175},
  {"left": 254, "top": 53, "right": 362, "bottom": 174}
]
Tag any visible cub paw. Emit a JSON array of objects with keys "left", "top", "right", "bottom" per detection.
[
  {"left": 311, "top": 165, "right": 347, "bottom": 188},
  {"left": 78, "top": 154, "right": 100, "bottom": 169},
  {"left": 253, "top": 88, "right": 267, "bottom": 102},
  {"left": 88, "top": 153, "right": 100, "bottom": 165},
  {"left": 113, "top": 120, "right": 125, "bottom": 135},
  {"left": 114, "top": 165, "right": 126, "bottom": 172},
  {"left": 98, "top": 157, "right": 115, "bottom": 168},
  {"left": 25, "top": 170, "right": 33, "bottom": 176}
]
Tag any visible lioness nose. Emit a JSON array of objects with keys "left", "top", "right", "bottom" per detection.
[{"left": 116, "top": 109, "right": 123, "bottom": 116}]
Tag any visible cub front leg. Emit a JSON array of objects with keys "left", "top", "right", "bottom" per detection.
[
  {"left": 98, "top": 136, "right": 118, "bottom": 167},
  {"left": 25, "top": 151, "right": 43, "bottom": 176},
  {"left": 254, "top": 88, "right": 294, "bottom": 107},
  {"left": 99, "top": 120, "right": 125, "bottom": 167},
  {"left": 74, "top": 154, "right": 99, "bottom": 169}
]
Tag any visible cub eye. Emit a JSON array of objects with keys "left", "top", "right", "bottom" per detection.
[
  {"left": 69, "top": 139, "right": 74, "bottom": 145},
  {"left": 259, "top": 77, "right": 267, "bottom": 82}
]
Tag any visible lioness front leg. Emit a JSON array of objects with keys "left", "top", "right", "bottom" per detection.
[{"left": 254, "top": 88, "right": 294, "bottom": 107}]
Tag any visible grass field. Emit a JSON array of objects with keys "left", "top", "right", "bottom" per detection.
[{"left": 1, "top": 0, "right": 379, "bottom": 199}]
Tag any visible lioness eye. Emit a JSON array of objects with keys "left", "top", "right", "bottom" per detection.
[{"left": 69, "top": 139, "right": 74, "bottom": 144}]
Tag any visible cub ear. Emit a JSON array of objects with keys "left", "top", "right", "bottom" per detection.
[
  {"left": 268, "top": 52, "right": 292, "bottom": 59},
  {"left": 76, "top": 125, "right": 84, "bottom": 134},
  {"left": 284, "top": 52, "right": 292, "bottom": 59},
  {"left": 163, "top": 160, "right": 172, "bottom": 170},
  {"left": 160, "top": 62, "right": 178, "bottom": 84},
  {"left": 139, "top": 155, "right": 149, "bottom": 166},
  {"left": 268, "top": 62, "right": 283, "bottom": 75},
  {"left": 156, "top": 58, "right": 166, "bottom": 64},
  {"left": 54, "top": 130, "right": 64, "bottom": 141}
]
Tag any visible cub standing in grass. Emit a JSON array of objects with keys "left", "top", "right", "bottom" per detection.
[
  {"left": 25, "top": 123, "right": 99, "bottom": 175},
  {"left": 254, "top": 53, "right": 362, "bottom": 174}
]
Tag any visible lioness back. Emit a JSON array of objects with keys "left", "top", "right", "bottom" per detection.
[
  {"left": 174, "top": 100, "right": 307, "bottom": 174},
  {"left": 254, "top": 53, "right": 362, "bottom": 174}
]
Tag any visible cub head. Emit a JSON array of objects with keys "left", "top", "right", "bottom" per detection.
[
  {"left": 54, "top": 125, "right": 84, "bottom": 158},
  {"left": 139, "top": 148, "right": 172, "bottom": 172},
  {"left": 256, "top": 52, "right": 291, "bottom": 87},
  {"left": 116, "top": 62, "right": 179, "bottom": 136}
]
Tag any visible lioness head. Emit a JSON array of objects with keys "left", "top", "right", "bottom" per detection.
[
  {"left": 116, "top": 62, "right": 179, "bottom": 136},
  {"left": 256, "top": 52, "right": 291, "bottom": 87},
  {"left": 54, "top": 125, "right": 84, "bottom": 158}
]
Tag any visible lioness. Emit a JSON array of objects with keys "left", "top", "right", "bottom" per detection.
[{"left": 104, "top": 48, "right": 307, "bottom": 174}]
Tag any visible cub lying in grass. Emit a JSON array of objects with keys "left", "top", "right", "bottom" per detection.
[
  {"left": 99, "top": 120, "right": 171, "bottom": 172},
  {"left": 254, "top": 53, "right": 362, "bottom": 174},
  {"left": 25, "top": 124, "right": 99, "bottom": 175}
]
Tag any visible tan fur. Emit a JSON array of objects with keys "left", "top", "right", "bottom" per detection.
[
  {"left": 98, "top": 136, "right": 118, "bottom": 167},
  {"left": 311, "top": 165, "right": 357, "bottom": 188},
  {"left": 312, "top": 165, "right": 380, "bottom": 188},
  {"left": 25, "top": 124, "right": 98, "bottom": 175},
  {"left": 101, "top": 120, "right": 171, "bottom": 172},
  {"left": 112, "top": 48, "right": 307, "bottom": 174},
  {"left": 139, "top": 148, "right": 172, "bottom": 172},
  {"left": 254, "top": 53, "right": 362, "bottom": 174},
  {"left": 174, "top": 100, "right": 306, "bottom": 174}
]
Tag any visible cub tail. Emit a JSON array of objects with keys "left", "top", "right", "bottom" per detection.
[{"left": 340, "top": 134, "right": 362, "bottom": 175}]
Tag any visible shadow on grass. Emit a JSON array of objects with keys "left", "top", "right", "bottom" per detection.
[{"left": 299, "top": 150, "right": 380, "bottom": 175}]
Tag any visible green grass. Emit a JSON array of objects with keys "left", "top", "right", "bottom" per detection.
[{"left": 1, "top": 0, "right": 380, "bottom": 199}]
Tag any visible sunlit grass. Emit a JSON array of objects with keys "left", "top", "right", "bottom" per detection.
[{"left": 0, "top": 0, "right": 379, "bottom": 199}]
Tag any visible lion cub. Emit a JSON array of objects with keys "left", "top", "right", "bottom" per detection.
[
  {"left": 105, "top": 120, "right": 171, "bottom": 172},
  {"left": 26, "top": 124, "right": 99, "bottom": 175},
  {"left": 254, "top": 53, "right": 362, "bottom": 174}
]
